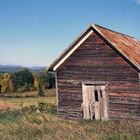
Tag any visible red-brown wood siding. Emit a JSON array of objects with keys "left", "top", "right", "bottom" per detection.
[{"left": 56, "top": 31, "right": 140, "bottom": 120}]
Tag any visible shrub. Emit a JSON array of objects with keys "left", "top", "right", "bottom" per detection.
[
  {"left": 16, "top": 85, "right": 27, "bottom": 93},
  {"left": 38, "top": 102, "right": 57, "bottom": 114},
  {"left": 21, "top": 105, "right": 38, "bottom": 114},
  {"left": 21, "top": 103, "right": 57, "bottom": 115},
  {"left": 38, "top": 85, "right": 46, "bottom": 97}
]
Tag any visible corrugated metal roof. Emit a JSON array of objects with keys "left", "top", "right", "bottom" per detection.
[
  {"left": 48, "top": 24, "right": 140, "bottom": 72},
  {"left": 94, "top": 24, "right": 140, "bottom": 71}
]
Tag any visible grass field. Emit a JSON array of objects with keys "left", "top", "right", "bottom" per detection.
[
  {"left": 0, "top": 89, "right": 139, "bottom": 140},
  {"left": 0, "top": 96, "right": 56, "bottom": 110},
  {"left": 0, "top": 89, "right": 56, "bottom": 110}
]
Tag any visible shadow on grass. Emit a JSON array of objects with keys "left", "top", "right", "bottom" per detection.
[{"left": 0, "top": 110, "right": 22, "bottom": 123}]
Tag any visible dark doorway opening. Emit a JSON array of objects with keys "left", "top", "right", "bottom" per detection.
[{"left": 95, "top": 90, "right": 98, "bottom": 101}]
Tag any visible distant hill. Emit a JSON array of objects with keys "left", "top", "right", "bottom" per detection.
[
  {"left": 0, "top": 65, "right": 47, "bottom": 73},
  {"left": 29, "top": 66, "right": 47, "bottom": 73}
]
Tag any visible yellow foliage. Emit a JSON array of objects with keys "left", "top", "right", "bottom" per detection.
[
  {"left": 9, "top": 79, "right": 14, "bottom": 93},
  {"left": 0, "top": 73, "right": 14, "bottom": 93},
  {"left": 34, "top": 78, "right": 39, "bottom": 90}
]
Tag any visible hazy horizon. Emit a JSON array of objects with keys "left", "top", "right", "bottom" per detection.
[
  {"left": 0, "top": 64, "right": 47, "bottom": 67},
  {"left": 0, "top": 0, "right": 140, "bottom": 66}
]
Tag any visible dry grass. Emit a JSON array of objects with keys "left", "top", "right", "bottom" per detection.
[
  {"left": 0, "top": 89, "right": 56, "bottom": 110},
  {"left": 0, "top": 110, "right": 139, "bottom": 140},
  {"left": 0, "top": 89, "right": 139, "bottom": 140},
  {"left": 0, "top": 96, "right": 56, "bottom": 110},
  {"left": 0, "top": 101, "right": 13, "bottom": 111}
]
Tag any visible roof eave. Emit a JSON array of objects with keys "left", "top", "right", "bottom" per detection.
[
  {"left": 92, "top": 24, "right": 140, "bottom": 72},
  {"left": 48, "top": 24, "right": 140, "bottom": 73},
  {"left": 47, "top": 25, "right": 94, "bottom": 71}
]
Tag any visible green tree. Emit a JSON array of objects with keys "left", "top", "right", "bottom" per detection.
[
  {"left": 38, "top": 74, "right": 46, "bottom": 96},
  {"left": 46, "top": 72, "right": 55, "bottom": 89},
  {"left": 13, "top": 68, "right": 34, "bottom": 92}
]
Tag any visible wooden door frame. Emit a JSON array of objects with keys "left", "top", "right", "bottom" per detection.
[{"left": 82, "top": 81, "right": 110, "bottom": 120}]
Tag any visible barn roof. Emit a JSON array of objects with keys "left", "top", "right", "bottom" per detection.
[{"left": 48, "top": 24, "right": 140, "bottom": 72}]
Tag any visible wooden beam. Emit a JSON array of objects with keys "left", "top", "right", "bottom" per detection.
[{"left": 53, "top": 30, "right": 93, "bottom": 71}]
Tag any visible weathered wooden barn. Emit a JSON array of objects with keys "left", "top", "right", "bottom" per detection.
[{"left": 48, "top": 24, "right": 140, "bottom": 120}]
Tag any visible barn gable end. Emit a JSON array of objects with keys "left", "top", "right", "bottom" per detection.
[
  {"left": 49, "top": 24, "right": 140, "bottom": 120},
  {"left": 48, "top": 24, "right": 140, "bottom": 72}
]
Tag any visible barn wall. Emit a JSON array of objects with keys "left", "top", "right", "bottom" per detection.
[{"left": 56, "top": 31, "right": 140, "bottom": 120}]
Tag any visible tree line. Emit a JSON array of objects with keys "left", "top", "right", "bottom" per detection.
[{"left": 0, "top": 68, "right": 55, "bottom": 96}]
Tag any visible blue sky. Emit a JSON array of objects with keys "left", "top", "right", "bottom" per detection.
[{"left": 0, "top": 0, "right": 140, "bottom": 67}]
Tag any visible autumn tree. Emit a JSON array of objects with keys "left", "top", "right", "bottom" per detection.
[
  {"left": 9, "top": 75, "right": 14, "bottom": 93},
  {"left": 0, "top": 69, "right": 55, "bottom": 94},
  {"left": 33, "top": 73, "right": 39, "bottom": 90},
  {"left": 0, "top": 73, "right": 11, "bottom": 93}
]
